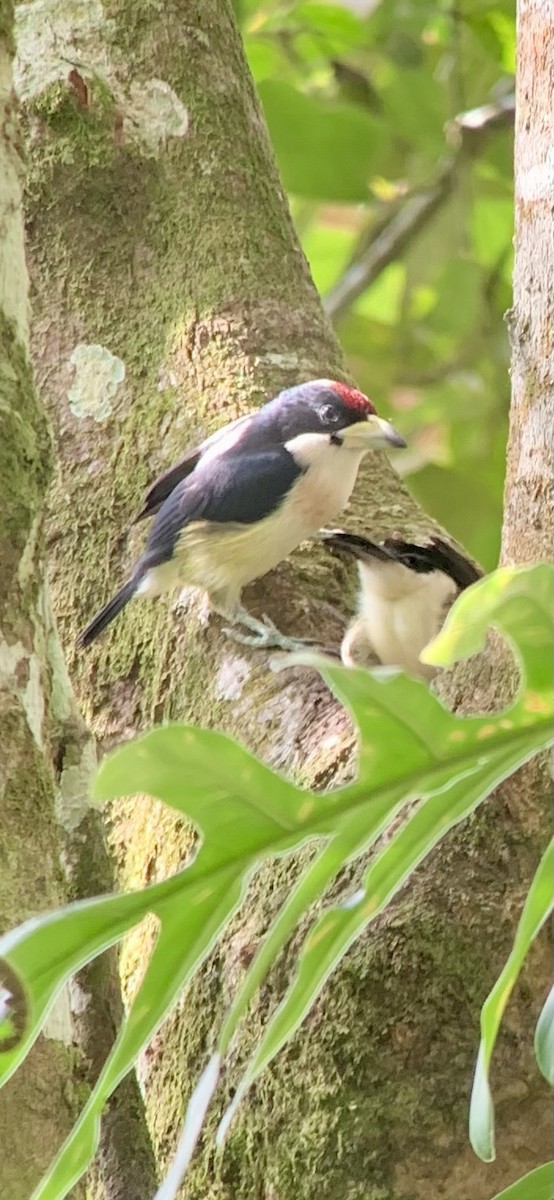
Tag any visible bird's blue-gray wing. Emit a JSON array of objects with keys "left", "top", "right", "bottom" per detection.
[
  {"left": 141, "top": 446, "right": 303, "bottom": 571},
  {"left": 135, "top": 413, "right": 254, "bottom": 522}
]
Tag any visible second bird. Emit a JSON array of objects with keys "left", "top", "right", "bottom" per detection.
[
  {"left": 78, "top": 379, "right": 405, "bottom": 651},
  {"left": 321, "top": 529, "right": 481, "bottom": 677}
]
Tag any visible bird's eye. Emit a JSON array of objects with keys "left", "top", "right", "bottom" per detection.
[{"left": 318, "top": 403, "right": 339, "bottom": 424}]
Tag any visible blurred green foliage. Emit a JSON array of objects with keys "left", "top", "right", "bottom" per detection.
[{"left": 234, "top": 0, "right": 516, "bottom": 569}]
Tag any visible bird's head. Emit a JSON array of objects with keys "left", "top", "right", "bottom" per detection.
[{"left": 258, "top": 379, "right": 406, "bottom": 453}]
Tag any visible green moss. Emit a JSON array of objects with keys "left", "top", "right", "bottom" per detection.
[
  {"left": 0, "top": 314, "right": 52, "bottom": 611},
  {"left": 0, "top": 1038, "right": 85, "bottom": 1200},
  {"left": 0, "top": 0, "right": 14, "bottom": 50},
  {"left": 0, "top": 706, "right": 65, "bottom": 933},
  {"left": 26, "top": 76, "right": 121, "bottom": 195}
]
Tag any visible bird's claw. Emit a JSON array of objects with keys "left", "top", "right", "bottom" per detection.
[{"left": 223, "top": 613, "right": 318, "bottom": 653}]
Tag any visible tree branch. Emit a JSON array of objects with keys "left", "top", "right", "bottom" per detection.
[{"left": 324, "top": 94, "right": 515, "bottom": 323}]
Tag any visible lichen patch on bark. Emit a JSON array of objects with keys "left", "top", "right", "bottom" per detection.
[
  {"left": 14, "top": 0, "right": 115, "bottom": 102},
  {"left": 42, "top": 983, "right": 73, "bottom": 1044},
  {"left": 68, "top": 342, "right": 125, "bottom": 421},
  {"left": 0, "top": 48, "right": 29, "bottom": 344},
  {"left": 124, "top": 78, "right": 189, "bottom": 155},
  {"left": 55, "top": 737, "right": 98, "bottom": 831},
  {"left": 215, "top": 655, "right": 251, "bottom": 701},
  {"left": 0, "top": 639, "right": 44, "bottom": 746},
  {"left": 15, "top": 0, "right": 189, "bottom": 159}
]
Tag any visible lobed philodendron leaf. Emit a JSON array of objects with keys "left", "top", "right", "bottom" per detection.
[
  {"left": 421, "top": 562, "right": 553, "bottom": 683},
  {"left": 217, "top": 565, "right": 553, "bottom": 1140},
  {"left": 469, "top": 839, "right": 554, "bottom": 1162},
  {"left": 490, "top": 1162, "right": 554, "bottom": 1200},
  {"left": 534, "top": 984, "right": 554, "bottom": 1087},
  {"left": 0, "top": 565, "right": 551, "bottom": 1200}
]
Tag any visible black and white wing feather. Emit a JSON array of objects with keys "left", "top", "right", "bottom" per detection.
[
  {"left": 134, "top": 413, "right": 254, "bottom": 522},
  {"left": 321, "top": 529, "right": 482, "bottom": 677},
  {"left": 321, "top": 530, "right": 481, "bottom": 588},
  {"left": 78, "top": 445, "right": 303, "bottom": 647},
  {"left": 142, "top": 445, "right": 303, "bottom": 569}
]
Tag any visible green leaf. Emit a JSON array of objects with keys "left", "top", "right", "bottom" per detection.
[
  {"left": 218, "top": 721, "right": 540, "bottom": 1139},
  {"left": 486, "top": 11, "right": 516, "bottom": 72},
  {"left": 0, "top": 886, "right": 166, "bottom": 1086},
  {"left": 380, "top": 66, "right": 446, "bottom": 157},
  {"left": 293, "top": 1, "right": 366, "bottom": 54},
  {"left": 218, "top": 567, "right": 553, "bottom": 1140},
  {"left": 423, "top": 563, "right": 553, "bottom": 684},
  {"left": 258, "top": 81, "right": 379, "bottom": 201},
  {"left": 408, "top": 463, "right": 502, "bottom": 572},
  {"left": 534, "top": 985, "right": 554, "bottom": 1086},
  {"left": 243, "top": 37, "right": 287, "bottom": 84},
  {"left": 471, "top": 197, "right": 513, "bottom": 267},
  {"left": 427, "top": 260, "right": 485, "bottom": 339},
  {"left": 93, "top": 723, "right": 310, "bottom": 847},
  {"left": 0, "top": 726, "right": 314, "bottom": 1198},
  {"left": 353, "top": 262, "right": 405, "bottom": 324},
  {"left": 469, "top": 839, "right": 554, "bottom": 1162},
  {"left": 490, "top": 1162, "right": 554, "bottom": 1200},
  {"left": 217, "top": 799, "right": 406, "bottom": 1059},
  {"left": 301, "top": 219, "right": 357, "bottom": 294},
  {"left": 466, "top": 10, "right": 516, "bottom": 74},
  {"left": 2, "top": 566, "right": 551, "bottom": 1198},
  {"left": 295, "top": 3, "right": 365, "bottom": 48},
  {"left": 31, "top": 898, "right": 238, "bottom": 1200}
]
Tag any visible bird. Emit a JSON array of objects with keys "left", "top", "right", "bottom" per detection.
[
  {"left": 320, "top": 529, "right": 482, "bottom": 679},
  {"left": 77, "top": 379, "right": 406, "bottom": 652}
]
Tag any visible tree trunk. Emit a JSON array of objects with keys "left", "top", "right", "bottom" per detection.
[
  {"left": 18, "top": 0, "right": 551, "bottom": 1197},
  {"left": 502, "top": 0, "right": 553, "bottom": 569},
  {"left": 0, "top": 9, "right": 81, "bottom": 1193},
  {"left": 1, "top": 9, "right": 158, "bottom": 1197}
]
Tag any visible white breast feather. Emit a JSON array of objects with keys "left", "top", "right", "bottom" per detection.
[{"left": 346, "top": 559, "right": 457, "bottom": 678}]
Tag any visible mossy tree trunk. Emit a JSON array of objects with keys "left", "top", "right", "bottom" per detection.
[
  {"left": 0, "top": 8, "right": 82, "bottom": 1193},
  {"left": 1, "top": 7, "right": 157, "bottom": 1197},
  {"left": 18, "top": 0, "right": 551, "bottom": 1197}
]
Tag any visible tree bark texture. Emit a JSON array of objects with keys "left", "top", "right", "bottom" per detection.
[
  {"left": 0, "top": 8, "right": 81, "bottom": 1193},
  {"left": 502, "top": 0, "right": 553, "bottom": 568},
  {"left": 18, "top": 1, "right": 552, "bottom": 1197},
  {"left": 1, "top": 7, "right": 158, "bottom": 1197}
]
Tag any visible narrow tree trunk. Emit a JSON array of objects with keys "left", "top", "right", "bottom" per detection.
[
  {"left": 502, "top": 0, "right": 553, "bottom": 569},
  {"left": 19, "top": 1, "right": 551, "bottom": 1197}
]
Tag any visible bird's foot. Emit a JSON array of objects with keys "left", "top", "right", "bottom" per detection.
[{"left": 223, "top": 611, "right": 317, "bottom": 653}]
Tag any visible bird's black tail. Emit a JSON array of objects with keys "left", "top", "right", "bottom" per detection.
[
  {"left": 77, "top": 577, "right": 138, "bottom": 648},
  {"left": 321, "top": 529, "right": 482, "bottom": 590},
  {"left": 319, "top": 529, "right": 390, "bottom": 563}
]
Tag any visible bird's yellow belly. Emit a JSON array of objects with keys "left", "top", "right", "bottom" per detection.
[
  {"left": 142, "top": 452, "right": 361, "bottom": 602},
  {"left": 176, "top": 508, "right": 313, "bottom": 592}
]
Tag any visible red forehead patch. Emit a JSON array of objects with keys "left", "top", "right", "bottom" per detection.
[{"left": 331, "top": 381, "right": 375, "bottom": 415}]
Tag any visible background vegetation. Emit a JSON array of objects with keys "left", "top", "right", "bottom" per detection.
[
  {"left": 1, "top": 1, "right": 551, "bottom": 1199},
  {"left": 235, "top": 0, "right": 515, "bottom": 568}
]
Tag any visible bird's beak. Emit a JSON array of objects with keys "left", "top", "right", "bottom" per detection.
[{"left": 341, "top": 415, "right": 407, "bottom": 450}]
